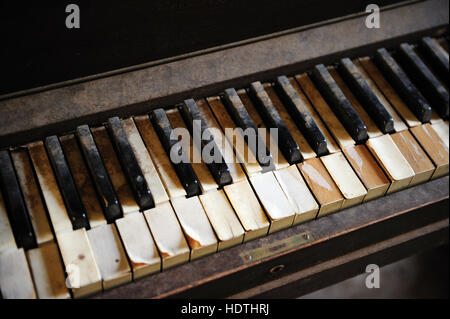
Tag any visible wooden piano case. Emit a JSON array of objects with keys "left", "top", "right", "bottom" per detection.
[{"left": 0, "top": 0, "right": 448, "bottom": 298}]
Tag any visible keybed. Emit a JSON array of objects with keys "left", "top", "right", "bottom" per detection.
[{"left": 0, "top": 36, "right": 448, "bottom": 299}]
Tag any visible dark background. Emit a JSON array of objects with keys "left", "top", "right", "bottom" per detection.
[{"left": 0, "top": 0, "right": 405, "bottom": 95}]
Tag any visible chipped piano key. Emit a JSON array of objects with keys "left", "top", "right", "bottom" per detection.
[
  {"left": 410, "top": 124, "right": 449, "bottom": 179},
  {"left": 92, "top": 126, "right": 140, "bottom": 214},
  {"left": 353, "top": 59, "right": 408, "bottom": 132},
  {"left": 10, "top": 148, "right": 53, "bottom": 245},
  {"left": 144, "top": 202, "right": 190, "bottom": 269},
  {"left": 0, "top": 191, "right": 17, "bottom": 253},
  {"left": 0, "top": 149, "right": 37, "bottom": 249},
  {"left": 180, "top": 99, "right": 233, "bottom": 186},
  {"left": 60, "top": 134, "right": 107, "bottom": 228},
  {"left": 274, "top": 75, "right": 328, "bottom": 155},
  {"left": 338, "top": 58, "right": 395, "bottom": 134},
  {"left": 431, "top": 121, "right": 449, "bottom": 149},
  {"left": 222, "top": 88, "right": 274, "bottom": 169},
  {"left": 207, "top": 96, "right": 263, "bottom": 176},
  {"left": 107, "top": 117, "right": 155, "bottom": 210},
  {"left": 298, "top": 158, "right": 344, "bottom": 217},
  {"left": 274, "top": 165, "right": 319, "bottom": 225},
  {"left": 150, "top": 108, "right": 200, "bottom": 197},
  {"left": 171, "top": 196, "right": 218, "bottom": 260},
  {"left": 310, "top": 64, "right": 368, "bottom": 143},
  {"left": 115, "top": 213, "right": 161, "bottom": 279},
  {"left": 45, "top": 135, "right": 90, "bottom": 230},
  {"left": 121, "top": 118, "right": 169, "bottom": 204},
  {"left": 0, "top": 248, "right": 37, "bottom": 299},
  {"left": 200, "top": 190, "right": 245, "bottom": 250},
  {"left": 249, "top": 81, "right": 303, "bottom": 164},
  {"left": 76, "top": 125, "right": 122, "bottom": 223},
  {"left": 328, "top": 66, "right": 383, "bottom": 139},
  {"left": 166, "top": 108, "right": 218, "bottom": 192},
  {"left": 56, "top": 228, "right": 102, "bottom": 298},
  {"left": 419, "top": 37, "right": 449, "bottom": 85},
  {"left": 397, "top": 43, "right": 449, "bottom": 119},
  {"left": 320, "top": 152, "right": 367, "bottom": 209},
  {"left": 263, "top": 84, "right": 317, "bottom": 160},
  {"left": 374, "top": 48, "right": 432, "bottom": 123},
  {"left": 27, "top": 141, "right": 73, "bottom": 234},
  {"left": 296, "top": 73, "right": 355, "bottom": 149},
  {"left": 366, "top": 134, "right": 415, "bottom": 193},
  {"left": 342, "top": 145, "right": 390, "bottom": 201},
  {"left": 250, "top": 171, "right": 296, "bottom": 233},
  {"left": 134, "top": 115, "right": 187, "bottom": 199},
  {"left": 223, "top": 179, "right": 270, "bottom": 241},
  {"left": 195, "top": 98, "right": 246, "bottom": 183},
  {"left": 391, "top": 130, "right": 435, "bottom": 186},
  {"left": 87, "top": 223, "right": 132, "bottom": 290},
  {"left": 238, "top": 89, "right": 290, "bottom": 170},
  {"left": 26, "top": 243, "right": 70, "bottom": 299},
  {"left": 358, "top": 57, "right": 421, "bottom": 128}
]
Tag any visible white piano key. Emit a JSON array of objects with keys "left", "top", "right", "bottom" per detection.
[
  {"left": 122, "top": 118, "right": 169, "bottom": 205},
  {"left": 27, "top": 141, "right": 73, "bottom": 234},
  {"left": 87, "top": 224, "right": 131, "bottom": 290},
  {"left": 274, "top": 165, "right": 319, "bottom": 225},
  {"left": 250, "top": 171, "right": 296, "bottom": 233},
  {"left": 223, "top": 179, "right": 270, "bottom": 241},
  {"left": 171, "top": 196, "right": 218, "bottom": 260},
  {"left": 26, "top": 243, "right": 70, "bottom": 299},
  {"left": 56, "top": 228, "right": 102, "bottom": 298},
  {"left": 0, "top": 248, "right": 37, "bottom": 299},
  {"left": 199, "top": 190, "right": 245, "bottom": 250},
  {"left": 0, "top": 191, "right": 17, "bottom": 253},
  {"left": 115, "top": 213, "right": 161, "bottom": 279},
  {"left": 321, "top": 152, "right": 368, "bottom": 208},
  {"left": 11, "top": 149, "right": 54, "bottom": 244},
  {"left": 144, "top": 202, "right": 190, "bottom": 269}
]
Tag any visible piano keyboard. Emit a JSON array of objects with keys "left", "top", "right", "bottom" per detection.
[{"left": 0, "top": 36, "right": 448, "bottom": 299}]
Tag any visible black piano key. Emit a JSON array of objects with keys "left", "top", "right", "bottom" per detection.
[
  {"left": 419, "top": 37, "right": 449, "bottom": 86},
  {"left": 374, "top": 48, "right": 432, "bottom": 123},
  {"left": 180, "top": 99, "right": 232, "bottom": 186},
  {"left": 222, "top": 88, "right": 275, "bottom": 169},
  {"left": 150, "top": 109, "right": 200, "bottom": 197},
  {"left": 398, "top": 43, "right": 449, "bottom": 119},
  {"left": 45, "top": 136, "right": 90, "bottom": 230},
  {"left": 273, "top": 76, "right": 328, "bottom": 156},
  {"left": 0, "top": 150, "right": 37, "bottom": 250},
  {"left": 76, "top": 125, "right": 122, "bottom": 223},
  {"left": 107, "top": 117, "right": 155, "bottom": 210},
  {"left": 248, "top": 81, "right": 303, "bottom": 164},
  {"left": 338, "top": 58, "right": 395, "bottom": 134},
  {"left": 311, "top": 65, "right": 368, "bottom": 143}
]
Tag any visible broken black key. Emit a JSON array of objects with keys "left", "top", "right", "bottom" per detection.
[
  {"left": 311, "top": 65, "right": 368, "bottom": 143},
  {"left": 397, "top": 43, "right": 449, "bottom": 119},
  {"left": 374, "top": 48, "right": 432, "bottom": 123},
  {"left": 248, "top": 81, "right": 303, "bottom": 164},
  {"left": 0, "top": 150, "right": 37, "bottom": 250},
  {"left": 222, "top": 88, "right": 275, "bottom": 169},
  {"left": 150, "top": 109, "right": 200, "bottom": 197},
  {"left": 180, "top": 99, "right": 232, "bottom": 186},
  {"left": 45, "top": 135, "right": 90, "bottom": 230},
  {"left": 419, "top": 37, "right": 449, "bottom": 86},
  {"left": 274, "top": 76, "right": 329, "bottom": 156},
  {"left": 338, "top": 58, "right": 395, "bottom": 134},
  {"left": 76, "top": 125, "right": 122, "bottom": 223},
  {"left": 107, "top": 117, "right": 155, "bottom": 210}
]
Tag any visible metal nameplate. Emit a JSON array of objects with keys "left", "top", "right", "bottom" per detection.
[{"left": 240, "top": 231, "right": 314, "bottom": 264}]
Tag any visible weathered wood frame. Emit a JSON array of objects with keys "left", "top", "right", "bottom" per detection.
[
  {"left": 0, "top": 0, "right": 448, "bottom": 148},
  {"left": 93, "top": 177, "right": 448, "bottom": 299}
]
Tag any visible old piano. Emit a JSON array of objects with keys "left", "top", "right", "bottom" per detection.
[{"left": 0, "top": 0, "right": 448, "bottom": 299}]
